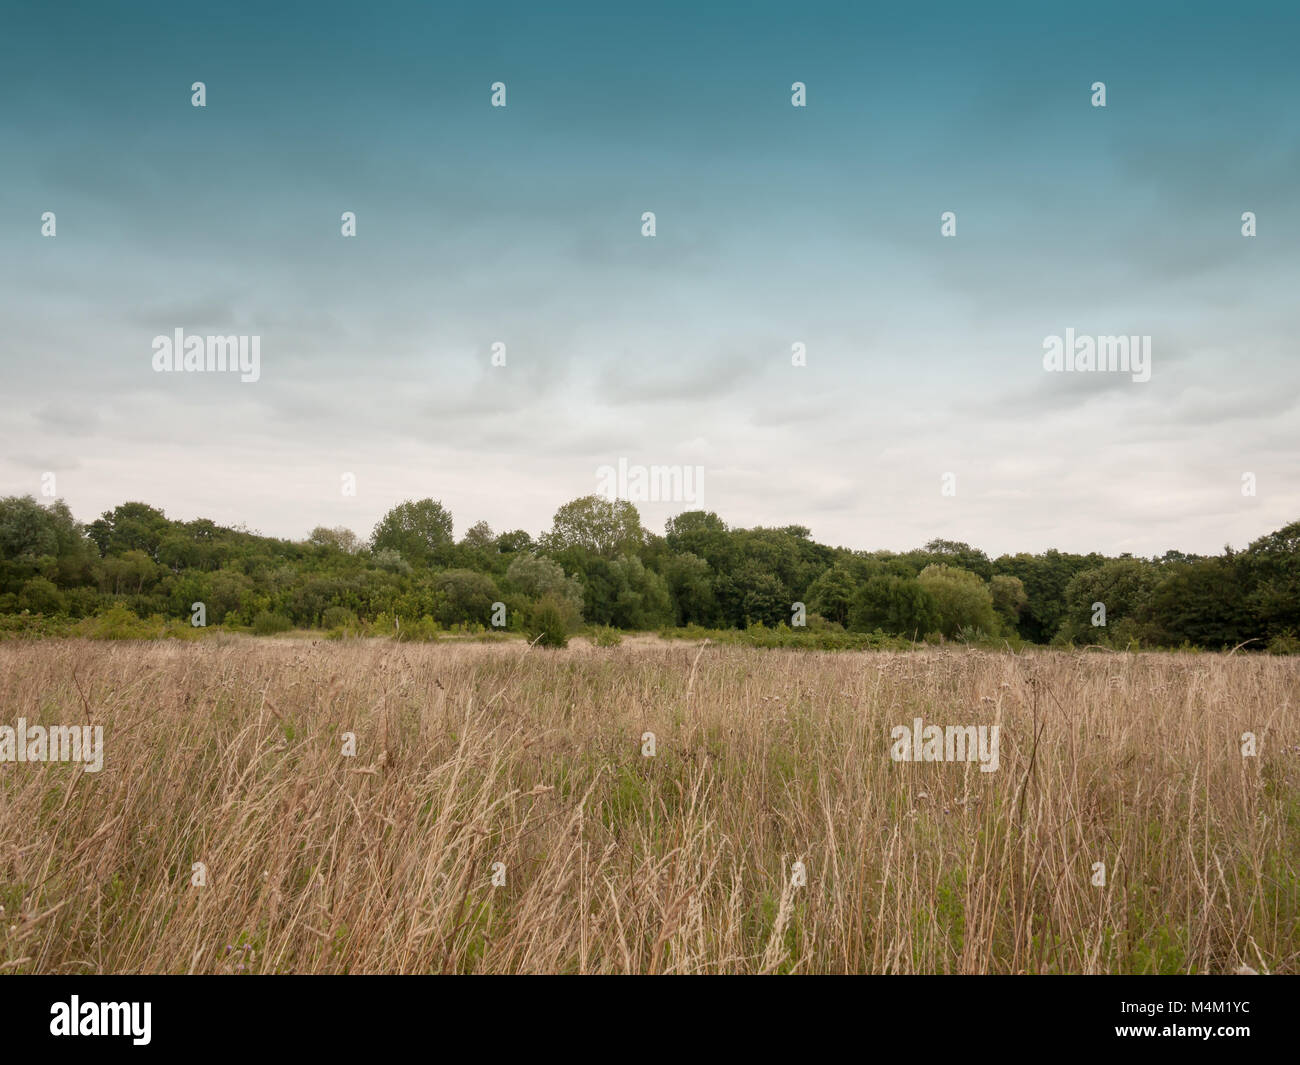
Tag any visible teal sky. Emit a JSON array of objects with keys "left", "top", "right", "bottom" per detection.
[{"left": 2, "top": 1, "right": 1297, "bottom": 555}]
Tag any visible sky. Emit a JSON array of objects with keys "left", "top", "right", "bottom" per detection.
[{"left": 2, "top": 0, "right": 1297, "bottom": 558}]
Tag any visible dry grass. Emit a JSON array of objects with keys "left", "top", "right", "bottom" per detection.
[{"left": 1, "top": 637, "right": 1297, "bottom": 974}]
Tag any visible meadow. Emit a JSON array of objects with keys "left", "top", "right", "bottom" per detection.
[{"left": 1, "top": 636, "right": 1296, "bottom": 974}]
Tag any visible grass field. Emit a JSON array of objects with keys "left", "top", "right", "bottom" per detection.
[{"left": 1, "top": 637, "right": 1297, "bottom": 974}]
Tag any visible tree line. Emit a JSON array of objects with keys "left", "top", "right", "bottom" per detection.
[{"left": 1, "top": 493, "right": 1297, "bottom": 651}]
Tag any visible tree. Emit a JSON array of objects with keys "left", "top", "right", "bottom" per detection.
[
  {"left": 606, "top": 555, "right": 673, "bottom": 629},
  {"left": 206, "top": 570, "right": 255, "bottom": 623},
  {"left": 916, "top": 564, "right": 997, "bottom": 637},
  {"left": 309, "top": 526, "right": 362, "bottom": 553},
  {"left": 664, "top": 511, "right": 734, "bottom": 572},
  {"left": 494, "top": 529, "right": 533, "bottom": 554},
  {"left": 804, "top": 564, "right": 856, "bottom": 627},
  {"left": 665, "top": 510, "right": 727, "bottom": 544},
  {"left": 371, "top": 548, "right": 412, "bottom": 576},
  {"left": 0, "top": 496, "right": 62, "bottom": 560},
  {"left": 370, "top": 500, "right": 454, "bottom": 566},
  {"left": 544, "top": 496, "right": 645, "bottom": 558},
  {"left": 86, "top": 502, "right": 171, "bottom": 559},
  {"left": 716, "top": 561, "right": 788, "bottom": 628},
  {"left": 992, "top": 550, "right": 1100, "bottom": 642},
  {"left": 1141, "top": 559, "right": 1253, "bottom": 648},
  {"left": 1, "top": 486, "right": 1296, "bottom": 652},
  {"left": 1057, "top": 559, "right": 1157, "bottom": 644},
  {"left": 918, "top": 539, "right": 993, "bottom": 580},
  {"left": 0, "top": 496, "right": 93, "bottom": 571},
  {"left": 433, "top": 569, "right": 500, "bottom": 627},
  {"left": 505, "top": 554, "right": 584, "bottom": 614},
  {"left": 848, "top": 576, "right": 938, "bottom": 636},
  {"left": 527, "top": 596, "right": 573, "bottom": 648},
  {"left": 460, "top": 521, "right": 494, "bottom": 549},
  {"left": 19, "top": 576, "right": 64, "bottom": 614},
  {"left": 989, "top": 574, "right": 1028, "bottom": 635},
  {"left": 1240, "top": 521, "right": 1300, "bottom": 638},
  {"left": 158, "top": 533, "right": 202, "bottom": 571},
  {"left": 662, "top": 552, "right": 718, "bottom": 626}
]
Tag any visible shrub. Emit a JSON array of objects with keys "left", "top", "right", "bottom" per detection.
[
  {"left": 1267, "top": 631, "right": 1300, "bottom": 655},
  {"left": 432, "top": 570, "right": 499, "bottom": 627},
  {"left": 802, "top": 612, "right": 843, "bottom": 633},
  {"left": 395, "top": 616, "right": 441, "bottom": 642},
  {"left": 252, "top": 611, "right": 293, "bottom": 636},
  {"left": 505, "top": 555, "right": 584, "bottom": 616},
  {"left": 916, "top": 565, "right": 998, "bottom": 637},
  {"left": 0, "top": 613, "right": 74, "bottom": 639},
  {"left": 527, "top": 597, "right": 571, "bottom": 648},
  {"left": 849, "top": 575, "right": 938, "bottom": 636},
  {"left": 321, "top": 606, "right": 358, "bottom": 631},
  {"left": 76, "top": 605, "right": 155, "bottom": 640},
  {"left": 19, "top": 577, "right": 65, "bottom": 616},
  {"left": 592, "top": 624, "right": 622, "bottom": 647}
]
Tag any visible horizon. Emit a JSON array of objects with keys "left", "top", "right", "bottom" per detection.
[{"left": 29, "top": 491, "right": 1293, "bottom": 562}]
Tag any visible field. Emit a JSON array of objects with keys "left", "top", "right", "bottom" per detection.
[{"left": 1, "top": 637, "right": 1297, "bottom": 974}]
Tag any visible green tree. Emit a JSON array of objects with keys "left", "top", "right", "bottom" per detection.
[
  {"left": 805, "top": 564, "right": 856, "bottom": 627},
  {"left": 662, "top": 552, "right": 718, "bottom": 626},
  {"left": 544, "top": 496, "right": 645, "bottom": 558},
  {"left": 916, "top": 539, "right": 993, "bottom": 580},
  {"left": 86, "top": 502, "right": 171, "bottom": 559},
  {"left": 527, "top": 596, "right": 573, "bottom": 648},
  {"left": 989, "top": 574, "right": 1028, "bottom": 635},
  {"left": 371, "top": 500, "right": 454, "bottom": 567},
  {"left": 848, "top": 576, "right": 938, "bottom": 636},
  {"left": 505, "top": 554, "right": 584, "bottom": 615},
  {"left": 916, "top": 564, "right": 997, "bottom": 637},
  {"left": 19, "top": 576, "right": 64, "bottom": 614},
  {"left": 0, "top": 496, "right": 94, "bottom": 582},
  {"left": 308, "top": 526, "right": 362, "bottom": 553},
  {"left": 1240, "top": 522, "right": 1300, "bottom": 638},
  {"left": 433, "top": 569, "right": 500, "bottom": 627},
  {"left": 1140, "top": 559, "right": 1253, "bottom": 648},
  {"left": 992, "top": 550, "right": 1100, "bottom": 642},
  {"left": 1057, "top": 559, "right": 1158, "bottom": 644},
  {"left": 493, "top": 529, "right": 533, "bottom": 554},
  {"left": 717, "top": 561, "right": 788, "bottom": 627},
  {"left": 460, "top": 520, "right": 494, "bottom": 549},
  {"left": 605, "top": 555, "right": 673, "bottom": 629}
]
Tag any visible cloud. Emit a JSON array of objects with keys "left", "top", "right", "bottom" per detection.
[{"left": 595, "top": 351, "right": 755, "bottom": 406}]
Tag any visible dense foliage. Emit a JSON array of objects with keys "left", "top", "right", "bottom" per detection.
[{"left": 1, "top": 494, "right": 1297, "bottom": 650}]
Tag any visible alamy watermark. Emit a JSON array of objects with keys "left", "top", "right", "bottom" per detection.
[
  {"left": 890, "top": 717, "right": 1000, "bottom": 772},
  {"left": 152, "top": 328, "right": 261, "bottom": 383},
  {"left": 596, "top": 458, "right": 704, "bottom": 504},
  {"left": 50, "top": 997, "right": 150, "bottom": 1045},
  {"left": 0, "top": 719, "right": 103, "bottom": 772},
  {"left": 1043, "top": 328, "right": 1150, "bottom": 383}
]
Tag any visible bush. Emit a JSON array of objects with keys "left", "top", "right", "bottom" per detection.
[
  {"left": 432, "top": 570, "right": 500, "bottom": 627},
  {"left": 76, "top": 605, "right": 156, "bottom": 640},
  {"left": 19, "top": 577, "right": 65, "bottom": 615},
  {"left": 0, "top": 613, "right": 74, "bottom": 639},
  {"left": 916, "top": 565, "right": 998, "bottom": 637},
  {"left": 849, "top": 575, "right": 938, "bottom": 636},
  {"left": 591, "top": 624, "right": 622, "bottom": 647},
  {"left": 252, "top": 611, "right": 293, "bottom": 636},
  {"left": 1267, "top": 631, "right": 1300, "bottom": 655},
  {"left": 395, "top": 616, "right": 441, "bottom": 642},
  {"left": 321, "top": 606, "right": 358, "bottom": 631},
  {"left": 655, "top": 623, "right": 911, "bottom": 651},
  {"left": 527, "top": 597, "right": 571, "bottom": 648}
]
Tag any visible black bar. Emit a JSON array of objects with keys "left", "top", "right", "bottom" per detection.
[{"left": 4, "top": 975, "right": 1290, "bottom": 1053}]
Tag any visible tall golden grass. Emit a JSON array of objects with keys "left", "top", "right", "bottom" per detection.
[{"left": 1, "top": 636, "right": 1296, "bottom": 974}]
